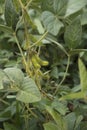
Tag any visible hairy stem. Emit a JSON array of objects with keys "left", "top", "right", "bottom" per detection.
[{"left": 13, "top": 33, "right": 31, "bottom": 76}]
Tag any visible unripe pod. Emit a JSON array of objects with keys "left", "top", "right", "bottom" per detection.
[
  {"left": 34, "top": 54, "right": 49, "bottom": 66},
  {"left": 31, "top": 55, "right": 41, "bottom": 69},
  {"left": 40, "top": 60, "right": 49, "bottom": 66}
]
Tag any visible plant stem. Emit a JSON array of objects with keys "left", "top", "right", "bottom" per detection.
[
  {"left": 0, "top": 98, "right": 10, "bottom": 106},
  {"left": 13, "top": 33, "right": 31, "bottom": 76},
  {"left": 26, "top": 0, "right": 33, "bottom": 8},
  {"left": 30, "top": 31, "right": 48, "bottom": 48},
  {"left": 18, "top": 0, "right": 24, "bottom": 9},
  {"left": 25, "top": 104, "right": 38, "bottom": 118}
]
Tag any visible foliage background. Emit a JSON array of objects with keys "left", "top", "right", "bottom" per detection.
[{"left": 0, "top": 0, "right": 87, "bottom": 130}]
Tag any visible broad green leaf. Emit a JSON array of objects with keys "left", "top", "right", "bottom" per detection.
[
  {"left": 0, "top": 108, "right": 11, "bottom": 122},
  {"left": 64, "top": 18, "right": 82, "bottom": 49},
  {"left": 4, "top": 122, "right": 18, "bottom": 130},
  {"left": 74, "top": 115, "right": 83, "bottom": 130},
  {"left": 53, "top": 0, "right": 68, "bottom": 16},
  {"left": 65, "top": 10, "right": 82, "bottom": 24},
  {"left": 4, "top": 67, "right": 24, "bottom": 87},
  {"left": 65, "top": 0, "right": 87, "bottom": 17},
  {"left": 64, "top": 112, "right": 76, "bottom": 130},
  {"left": 0, "top": 0, "right": 5, "bottom": 4},
  {"left": 45, "top": 106, "right": 67, "bottom": 130},
  {"left": 13, "top": 0, "right": 20, "bottom": 12},
  {"left": 0, "top": 69, "right": 14, "bottom": 91},
  {"left": 80, "top": 121, "right": 87, "bottom": 130},
  {"left": 41, "top": 11, "right": 64, "bottom": 36},
  {"left": 41, "top": 0, "right": 54, "bottom": 12},
  {"left": 72, "top": 85, "right": 81, "bottom": 92},
  {"left": 43, "top": 122, "right": 58, "bottom": 130},
  {"left": 51, "top": 66, "right": 59, "bottom": 79},
  {"left": 81, "top": 11, "right": 87, "bottom": 25},
  {"left": 5, "top": 0, "right": 19, "bottom": 29},
  {"left": 78, "top": 59, "right": 87, "bottom": 91},
  {"left": 0, "top": 102, "right": 16, "bottom": 122},
  {"left": 34, "top": 18, "right": 45, "bottom": 34},
  {"left": 16, "top": 77, "right": 41, "bottom": 103},
  {"left": 29, "top": 118, "right": 42, "bottom": 130},
  {"left": 52, "top": 100, "right": 68, "bottom": 115},
  {"left": 0, "top": 24, "right": 13, "bottom": 34},
  {"left": 42, "top": 0, "right": 68, "bottom": 16}
]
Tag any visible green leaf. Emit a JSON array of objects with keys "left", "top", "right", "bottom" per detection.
[
  {"left": 80, "top": 121, "right": 87, "bottom": 130},
  {"left": 64, "top": 18, "right": 82, "bottom": 49},
  {"left": 5, "top": 0, "right": 19, "bottom": 29},
  {"left": 34, "top": 18, "right": 45, "bottom": 34},
  {"left": 4, "top": 67, "right": 24, "bottom": 87},
  {"left": 45, "top": 106, "right": 67, "bottom": 130},
  {"left": 42, "top": 0, "right": 68, "bottom": 16},
  {"left": 16, "top": 77, "right": 41, "bottom": 103},
  {"left": 0, "top": 24, "right": 13, "bottom": 34},
  {"left": 41, "top": 11, "right": 64, "bottom": 36},
  {"left": 0, "top": 69, "right": 6, "bottom": 89},
  {"left": 78, "top": 58, "right": 87, "bottom": 91},
  {"left": 51, "top": 66, "right": 59, "bottom": 79},
  {"left": 13, "top": 0, "right": 20, "bottom": 12},
  {"left": 64, "top": 112, "right": 76, "bottom": 130},
  {"left": 53, "top": 0, "right": 68, "bottom": 16},
  {"left": 81, "top": 11, "right": 87, "bottom": 25},
  {"left": 0, "top": 68, "right": 24, "bottom": 91},
  {"left": 52, "top": 100, "right": 68, "bottom": 115},
  {"left": 0, "top": 0, "right": 5, "bottom": 4},
  {"left": 43, "top": 122, "right": 58, "bottom": 130},
  {"left": 72, "top": 85, "right": 81, "bottom": 92},
  {"left": 41, "top": 0, "right": 54, "bottom": 12},
  {"left": 74, "top": 115, "right": 83, "bottom": 130},
  {"left": 4, "top": 122, "right": 18, "bottom": 130},
  {"left": 69, "top": 49, "right": 87, "bottom": 55},
  {"left": 65, "top": 0, "right": 87, "bottom": 17},
  {"left": 0, "top": 108, "right": 11, "bottom": 122},
  {"left": 59, "top": 91, "right": 84, "bottom": 100}
]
